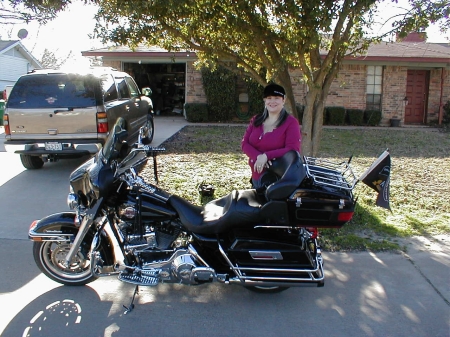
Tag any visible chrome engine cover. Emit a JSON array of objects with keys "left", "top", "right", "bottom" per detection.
[{"left": 172, "top": 254, "right": 198, "bottom": 284}]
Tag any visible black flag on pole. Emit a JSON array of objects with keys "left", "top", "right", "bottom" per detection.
[{"left": 358, "top": 150, "right": 391, "bottom": 210}]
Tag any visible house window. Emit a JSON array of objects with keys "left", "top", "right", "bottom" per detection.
[{"left": 366, "top": 66, "right": 383, "bottom": 111}]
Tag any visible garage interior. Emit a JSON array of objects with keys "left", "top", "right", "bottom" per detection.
[{"left": 124, "top": 62, "right": 186, "bottom": 115}]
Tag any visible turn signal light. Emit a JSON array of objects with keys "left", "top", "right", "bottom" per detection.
[
  {"left": 3, "top": 114, "right": 10, "bottom": 135},
  {"left": 97, "top": 112, "right": 108, "bottom": 133},
  {"left": 29, "top": 220, "right": 38, "bottom": 230}
]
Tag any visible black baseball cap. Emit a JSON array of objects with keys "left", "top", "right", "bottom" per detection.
[{"left": 263, "top": 83, "right": 285, "bottom": 98}]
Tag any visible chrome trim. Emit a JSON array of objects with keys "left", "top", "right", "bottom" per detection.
[
  {"left": 231, "top": 255, "right": 324, "bottom": 284},
  {"left": 67, "top": 193, "right": 78, "bottom": 210},
  {"left": 249, "top": 251, "right": 283, "bottom": 260},
  {"left": 28, "top": 231, "right": 73, "bottom": 242},
  {"left": 218, "top": 242, "right": 243, "bottom": 278},
  {"left": 64, "top": 213, "right": 95, "bottom": 268},
  {"left": 5, "top": 141, "right": 102, "bottom": 154}
]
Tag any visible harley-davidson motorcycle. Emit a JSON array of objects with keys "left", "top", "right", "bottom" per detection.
[{"left": 29, "top": 117, "right": 389, "bottom": 312}]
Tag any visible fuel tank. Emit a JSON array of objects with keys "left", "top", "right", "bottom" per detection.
[{"left": 119, "top": 187, "right": 177, "bottom": 221}]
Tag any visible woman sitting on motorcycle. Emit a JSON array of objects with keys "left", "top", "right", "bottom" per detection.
[{"left": 241, "top": 83, "right": 302, "bottom": 189}]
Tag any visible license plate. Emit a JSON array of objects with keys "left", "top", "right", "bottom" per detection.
[{"left": 45, "top": 142, "right": 63, "bottom": 151}]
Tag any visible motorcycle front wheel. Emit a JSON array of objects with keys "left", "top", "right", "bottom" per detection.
[{"left": 33, "top": 241, "right": 97, "bottom": 286}]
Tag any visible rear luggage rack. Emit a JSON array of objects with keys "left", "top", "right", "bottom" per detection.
[{"left": 303, "top": 156, "right": 358, "bottom": 191}]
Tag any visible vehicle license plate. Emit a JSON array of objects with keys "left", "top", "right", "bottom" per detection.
[{"left": 45, "top": 142, "right": 63, "bottom": 151}]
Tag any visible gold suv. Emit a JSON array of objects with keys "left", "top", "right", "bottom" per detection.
[{"left": 3, "top": 67, "right": 154, "bottom": 169}]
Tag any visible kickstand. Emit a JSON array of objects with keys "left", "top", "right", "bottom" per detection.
[{"left": 123, "top": 285, "right": 139, "bottom": 314}]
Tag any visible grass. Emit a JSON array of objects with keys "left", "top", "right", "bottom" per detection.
[{"left": 140, "top": 125, "right": 450, "bottom": 252}]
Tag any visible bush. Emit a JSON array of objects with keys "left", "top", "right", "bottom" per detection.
[
  {"left": 346, "top": 109, "right": 364, "bottom": 125},
  {"left": 326, "top": 106, "right": 346, "bottom": 125},
  {"left": 443, "top": 100, "right": 450, "bottom": 125},
  {"left": 184, "top": 103, "right": 208, "bottom": 122},
  {"left": 201, "top": 66, "right": 237, "bottom": 121},
  {"left": 323, "top": 107, "right": 329, "bottom": 125},
  {"left": 364, "top": 110, "right": 382, "bottom": 126},
  {"left": 246, "top": 79, "right": 264, "bottom": 117}
]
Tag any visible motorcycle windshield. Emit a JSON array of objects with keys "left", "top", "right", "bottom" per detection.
[
  {"left": 69, "top": 118, "right": 126, "bottom": 206},
  {"left": 102, "top": 117, "right": 128, "bottom": 163}
]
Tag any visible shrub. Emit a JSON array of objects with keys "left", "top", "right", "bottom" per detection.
[
  {"left": 346, "top": 109, "right": 364, "bottom": 125},
  {"left": 364, "top": 110, "right": 382, "bottom": 126},
  {"left": 443, "top": 100, "right": 450, "bottom": 125},
  {"left": 246, "top": 79, "right": 264, "bottom": 117},
  {"left": 184, "top": 103, "right": 208, "bottom": 122},
  {"left": 201, "top": 66, "right": 237, "bottom": 121},
  {"left": 326, "top": 106, "right": 346, "bottom": 125},
  {"left": 323, "top": 107, "right": 329, "bottom": 125}
]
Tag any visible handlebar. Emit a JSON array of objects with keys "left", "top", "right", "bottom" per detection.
[{"left": 142, "top": 146, "right": 166, "bottom": 157}]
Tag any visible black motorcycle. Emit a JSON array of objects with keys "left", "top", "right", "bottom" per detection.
[{"left": 29, "top": 118, "right": 389, "bottom": 313}]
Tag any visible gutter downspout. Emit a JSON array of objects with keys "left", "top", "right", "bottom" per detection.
[{"left": 438, "top": 67, "right": 444, "bottom": 125}]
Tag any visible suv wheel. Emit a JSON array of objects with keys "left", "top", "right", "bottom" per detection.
[
  {"left": 142, "top": 115, "right": 154, "bottom": 144},
  {"left": 20, "top": 155, "right": 44, "bottom": 169}
]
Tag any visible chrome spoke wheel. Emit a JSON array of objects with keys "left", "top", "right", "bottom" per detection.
[{"left": 34, "top": 241, "right": 97, "bottom": 286}]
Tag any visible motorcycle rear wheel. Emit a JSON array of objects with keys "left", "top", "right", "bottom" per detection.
[
  {"left": 33, "top": 241, "right": 98, "bottom": 286},
  {"left": 245, "top": 286, "right": 290, "bottom": 293}
]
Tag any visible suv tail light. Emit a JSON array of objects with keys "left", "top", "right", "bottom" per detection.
[
  {"left": 96, "top": 112, "right": 108, "bottom": 133},
  {"left": 3, "top": 114, "right": 10, "bottom": 135}
]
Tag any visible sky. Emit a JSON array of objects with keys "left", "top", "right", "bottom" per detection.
[
  {"left": 0, "top": 1, "right": 103, "bottom": 67},
  {"left": 0, "top": 0, "right": 449, "bottom": 67}
]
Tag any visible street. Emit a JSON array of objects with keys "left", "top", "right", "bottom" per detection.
[{"left": 0, "top": 118, "right": 449, "bottom": 337}]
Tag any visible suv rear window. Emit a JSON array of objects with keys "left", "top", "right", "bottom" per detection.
[{"left": 7, "top": 73, "right": 102, "bottom": 109}]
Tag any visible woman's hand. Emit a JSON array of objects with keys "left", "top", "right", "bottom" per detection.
[{"left": 254, "top": 153, "right": 268, "bottom": 173}]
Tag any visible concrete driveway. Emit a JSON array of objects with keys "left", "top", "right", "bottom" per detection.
[{"left": 0, "top": 117, "right": 449, "bottom": 337}]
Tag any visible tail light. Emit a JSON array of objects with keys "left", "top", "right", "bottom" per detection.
[
  {"left": 3, "top": 114, "right": 10, "bottom": 135},
  {"left": 306, "top": 227, "right": 318, "bottom": 239},
  {"left": 338, "top": 211, "right": 354, "bottom": 222},
  {"left": 96, "top": 112, "right": 108, "bottom": 133}
]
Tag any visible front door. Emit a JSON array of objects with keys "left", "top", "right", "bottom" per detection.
[{"left": 405, "top": 70, "right": 429, "bottom": 124}]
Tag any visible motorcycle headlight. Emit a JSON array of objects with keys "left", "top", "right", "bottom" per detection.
[{"left": 67, "top": 193, "right": 79, "bottom": 210}]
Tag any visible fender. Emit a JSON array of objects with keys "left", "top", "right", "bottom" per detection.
[
  {"left": 29, "top": 212, "right": 78, "bottom": 241},
  {"left": 29, "top": 211, "right": 116, "bottom": 267}
]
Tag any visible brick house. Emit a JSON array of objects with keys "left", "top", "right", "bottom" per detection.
[{"left": 82, "top": 33, "right": 450, "bottom": 126}]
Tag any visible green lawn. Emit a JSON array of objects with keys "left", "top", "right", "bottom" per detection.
[{"left": 141, "top": 125, "right": 450, "bottom": 252}]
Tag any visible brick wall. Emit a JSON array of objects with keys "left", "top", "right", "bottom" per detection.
[
  {"left": 428, "top": 68, "right": 450, "bottom": 123},
  {"left": 325, "top": 64, "right": 367, "bottom": 109},
  {"left": 102, "top": 60, "right": 122, "bottom": 70},
  {"left": 381, "top": 66, "right": 408, "bottom": 125},
  {"left": 185, "top": 61, "right": 206, "bottom": 104}
]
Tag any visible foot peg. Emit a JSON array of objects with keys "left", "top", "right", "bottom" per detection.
[{"left": 119, "top": 269, "right": 159, "bottom": 286}]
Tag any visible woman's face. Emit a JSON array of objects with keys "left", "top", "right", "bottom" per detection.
[{"left": 264, "top": 95, "right": 285, "bottom": 114}]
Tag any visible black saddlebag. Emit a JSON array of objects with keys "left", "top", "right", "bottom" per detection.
[{"left": 225, "top": 228, "right": 323, "bottom": 285}]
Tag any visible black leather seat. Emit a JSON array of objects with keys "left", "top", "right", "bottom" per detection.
[
  {"left": 168, "top": 189, "right": 264, "bottom": 234},
  {"left": 264, "top": 150, "right": 305, "bottom": 200}
]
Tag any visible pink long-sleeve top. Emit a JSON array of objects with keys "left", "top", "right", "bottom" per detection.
[{"left": 241, "top": 114, "right": 301, "bottom": 181}]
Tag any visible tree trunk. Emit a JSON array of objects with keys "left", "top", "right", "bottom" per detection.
[
  {"left": 301, "top": 88, "right": 320, "bottom": 156},
  {"left": 276, "top": 67, "right": 297, "bottom": 116}
]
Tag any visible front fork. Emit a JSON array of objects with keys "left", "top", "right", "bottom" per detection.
[
  {"left": 64, "top": 198, "right": 104, "bottom": 268},
  {"left": 89, "top": 222, "right": 128, "bottom": 276}
]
